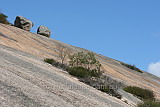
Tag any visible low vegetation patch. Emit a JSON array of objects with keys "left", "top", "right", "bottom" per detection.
[
  {"left": 121, "top": 63, "right": 143, "bottom": 73},
  {"left": 68, "top": 52, "right": 102, "bottom": 77},
  {"left": 98, "top": 85, "right": 121, "bottom": 99},
  {"left": 68, "top": 66, "right": 90, "bottom": 78},
  {"left": 123, "top": 86, "right": 160, "bottom": 106},
  {"left": 44, "top": 52, "right": 123, "bottom": 99},
  {"left": 99, "top": 85, "right": 110, "bottom": 93},
  {"left": 44, "top": 58, "right": 68, "bottom": 70},
  {"left": 138, "top": 100, "right": 160, "bottom": 107},
  {"left": 0, "top": 12, "right": 10, "bottom": 25},
  {"left": 68, "top": 67, "right": 102, "bottom": 78},
  {"left": 123, "top": 86, "right": 154, "bottom": 100},
  {"left": 44, "top": 58, "right": 55, "bottom": 65},
  {"left": 80, "top": 76, "right": 123, "bottom": 99}
]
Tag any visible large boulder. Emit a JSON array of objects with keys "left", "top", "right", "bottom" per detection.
[
  {"left": 37, "top": 25, "right": 51, "bottom": 37},
  {"left": 14, "top": 16, "right": 33, "bottom": 31}
]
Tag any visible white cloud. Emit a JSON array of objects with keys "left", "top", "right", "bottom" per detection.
[{"left": 147, "top": 62, "right": 160, "bottom": 77}]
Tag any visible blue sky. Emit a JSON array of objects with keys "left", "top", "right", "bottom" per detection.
[{"left": 1, "top": 0, "right": 160, "bottom": 76}]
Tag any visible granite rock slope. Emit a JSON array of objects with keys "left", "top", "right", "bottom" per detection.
[{"left": 0, "top": 23, "right": 160, "bottom": 106}]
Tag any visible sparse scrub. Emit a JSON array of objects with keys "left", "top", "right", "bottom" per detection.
[
  {"left": 44, "top": 51, "right": 102, "bottom": 78},
  {"left": 68, "top": 66, "right": 90, "bottom": 78},
  {"left": 44, "top": 52, "right": 124, "bottom": 99},
  {"left": 121, "top": 63, "right": 143, "bottom": 73},
  {"left": 55, "top": 44, "right": 71, "bottom": 66},
  {"left": 123, "top": 86, "right": 154, "bottom": 100},
  {"left": 44, "top": 58, "right": 68, "bottom": 70},
  {"left": 89, "top": 69, "right": 102, "bottom": 77},
  {"left": 0, "top": 12, "right": 10, "bottom": 24},
  {"left": 44, "top": 58, "right": 55, "bottom": 65},
  {"left": 80, "top": 76, "right": 123, "bottom": 99},
  {"left": 99, "top": 85, "right": 110, "bottom": 93},
  {"left": 68, "top": 66, "right": 101, "bottom": 78},
  {"left": 138, "top": 100, "right": 160, "bottom": 107},
  {"left": 99, "top": 86, "right": 121, "bottom": 99},
  {"left": 69, "top": 52, "right": 102, "bottom": 78}
]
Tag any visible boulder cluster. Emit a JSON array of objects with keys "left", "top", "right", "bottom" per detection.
[{"left": 14, "top": 16, "right": 51, "bottom": 37}]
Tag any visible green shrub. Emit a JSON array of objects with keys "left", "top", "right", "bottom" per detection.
[
  {"left": 121, "top": 63, "right": 143, "bottom": 73},
  {"left": 89, "top": 69, "right": 102, "bottom": 77},
  {"left": 98, "top": 85, "right": 110, "bottom": 93},
  {"left": 138, "top": 100, "right": 160, "bottom": 107},
  {"left": 123, "top": 86, "right": 154, "bottom": 100},
  {"left": 69, "top": 52, "right": 101, "bottom": 71},
  {"left": 68, "top": 66, "right": 102, "bottom": 78},
  {"left": 68, "top": 66, "right": 90, "bottom": 78},
  {"left": 0, "top": 13, "right": 10, "bottom": 24},
  {"left": 69, "top": 52, "right": 102, "bottom": 78},
  {"left": 44, "top": 58, "right": 55, "bottom": 65}
]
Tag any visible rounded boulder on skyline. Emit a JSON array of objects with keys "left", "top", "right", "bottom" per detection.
[
  {"left": 14, "top": 16, "right": 33, "bottom": 31},
  {"left": 37, "top": 25, "right": 51, "bottom": 38}
]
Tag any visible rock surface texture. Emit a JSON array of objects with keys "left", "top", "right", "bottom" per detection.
[
  {"left": 0, "top": 23, "right": 160, "bottom": 107},
  {"left": 37, "top": 25, "right": 51, "bottom": 37},
  {"left": 14, "top": 16, "right": 33, "bottom": 31}
]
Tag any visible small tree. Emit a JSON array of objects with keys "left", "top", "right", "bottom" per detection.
[
  {"left": 68, "top": 52, "right": 102, "bottom": 78},
  {"left": 0, "top": 12, "right": 10, "bottom": 24},
  {"left": 55, "top": 44, "right": 71, "bottom": 66},
  {"left": 69, "top": 52, "right": 101, "bottom": 72},
  {"left": 69, "top": 51, "right": 86, "bottom": 67}
]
